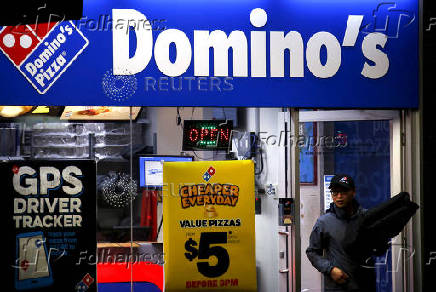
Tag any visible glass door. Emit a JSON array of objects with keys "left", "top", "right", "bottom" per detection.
[{"left": 297, "top": 110, "right": 403, "bottom": 292}]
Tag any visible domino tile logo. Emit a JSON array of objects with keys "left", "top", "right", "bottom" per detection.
[
  {"left": 202, "top": 166, "right": 216, "bottom": 182},
  {"left": 0, "top": 21, "right": 89, "bottom": 94}
]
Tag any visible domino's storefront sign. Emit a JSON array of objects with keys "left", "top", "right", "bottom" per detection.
[
  {"left": 0, "top": 0, "right": 419, "bottom": 107},
  {"left": 113, "top": 10, "right": 385, "bottom": 79}
]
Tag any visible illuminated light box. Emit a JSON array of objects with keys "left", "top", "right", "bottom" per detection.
[
  {"left": 60, "top": 106, "right": 141, "bottom": 120},
  {"left": 0, "top": 106, "right": 64, "bottom": 118},
  {"left": 182, "top": 120, "right": 233, "bottom": 151}
]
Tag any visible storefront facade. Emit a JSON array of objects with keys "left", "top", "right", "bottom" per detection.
[{"left": 0, "top": 0, "right": 424, "bottom": 291}]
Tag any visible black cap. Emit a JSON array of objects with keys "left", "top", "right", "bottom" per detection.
[{"left": 329, "top": 174, "right": 355, "bottom": 190}]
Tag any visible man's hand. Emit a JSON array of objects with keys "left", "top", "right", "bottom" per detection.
[{"left": 330, "top": 267, "right": 349, "bottom": 284}]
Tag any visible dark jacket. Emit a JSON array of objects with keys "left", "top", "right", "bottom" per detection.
[{"left": 306, "top": 199, "right": 376, "bottom": 292}]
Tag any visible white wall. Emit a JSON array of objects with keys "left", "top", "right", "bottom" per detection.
[
  {"left": 300, "top": 123, "right": 323, "bottom": 292},
  {"left": 148, "top": 107, "right": 205, "bottom": 242},
  {"left": 300, "top": 184, "right": 323, "bottom": 292},
  {"left": 148, "top": 107, "right": 204, "bottom": 156},
  {"left": 246, "top": 108, "right": 283, "bottom": 292}
]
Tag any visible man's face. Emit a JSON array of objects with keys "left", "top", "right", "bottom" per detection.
[{"left": 330, "top": 186, "right": 355, "bottom": 208}]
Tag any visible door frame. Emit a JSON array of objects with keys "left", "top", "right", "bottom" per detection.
[{"left": 297, "top": 109, "right": 410, "bottom": 292}]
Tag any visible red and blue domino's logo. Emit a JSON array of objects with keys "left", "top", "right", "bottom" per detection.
[
  {"left": 0, "top": 21, "right": 88, "bottom": 94},
  {"left": 202, "top": 166, "right": 216, "bottom": 182}
]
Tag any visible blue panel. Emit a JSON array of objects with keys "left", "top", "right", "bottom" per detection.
[
  {"left": 0, "top": 0, "right": 418, "bottom": 107},
  {"left": 333, "top": 121, "right": 390, "bottom": 209},
  {"left": 334, "top": 120, "right": 392, "bottom": 292},
  {"left": 300, "top": 122, "right": 315, "bottom": 184}
]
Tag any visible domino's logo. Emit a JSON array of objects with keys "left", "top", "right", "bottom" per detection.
[
  {"left": 0, "top": 21, "right": 89, "bottom": 94},
  {"left": 339, "top": 177, "right": 348, "bottom": 183},
  {"left": 75, "top": 273, "right": 94, "bottom": 292},
  {"left": 202, "top": 166, "right": 216, "bottom": 182}
]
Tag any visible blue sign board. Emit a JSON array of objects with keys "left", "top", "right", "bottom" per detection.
[{"left": 0, "top": 0, "right": 419, "bottom": 107}]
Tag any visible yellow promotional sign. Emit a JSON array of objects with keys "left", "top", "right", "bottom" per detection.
[{"left": 163, "top": 160, "right": 256, "bottom": 292}]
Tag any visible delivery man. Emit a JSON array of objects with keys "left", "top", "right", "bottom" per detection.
[{"left": 306, "top": 174, "right": 376, "bottom": 292}]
